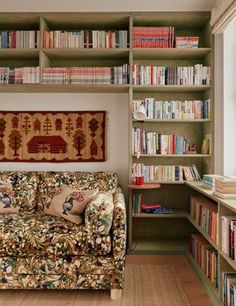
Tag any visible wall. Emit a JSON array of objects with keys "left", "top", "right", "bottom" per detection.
[
  {"left": 211, "top": 0, "right": 234, "bottom": 26},
  {"left": 0, "top": 94, "right": 129, "bottom": 190},
  {"left": 0, "top": 0, "right": 214, "bottom": 12},
  {"left": 223, "top": 19, "right": 236, "bottom": 176}
]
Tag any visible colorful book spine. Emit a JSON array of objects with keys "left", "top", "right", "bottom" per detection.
[
  {"left": 132, "top": 163, "right": 200, "bottom": 182},
  {"left": 175, "top": 36, "right": 199, "bottom": 48},
  {"left": 132, "top": 64, "right": 211, "bottom": 86},
  {"left": 222, "top": 272, "right": 236, "bottom": 306},
  {"left": 0, "top": 67, "right": 40, "bottom": 84},
  {"left": 189, "top": 234, "right": 218, "bottom": 290},
  {"left": 133, "top": 98, "right": 210, "bottom": 120},
  {"left": 132, "top": 26, "right": 174, "bottom": 48},
  {"left": 221, "top": 216, "right": 236, "bottom": 260},
  {"left": 41, "top": 65, "right": 129, "bottom": 85},
  {"left": 43, "top": 30, "right": 128, "bottom": 48},
  {"left": 132, "top": 128, "right": 190, "bottom": 155},
  {"left": 190, "top": 196, "right": 218, "bottom": 243},
  {"left": 0, "top": 31, "right": 40, "bottom": 48}
]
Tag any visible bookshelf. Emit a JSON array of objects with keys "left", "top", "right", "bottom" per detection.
[{"left": 0, "top": 10, "right": 222, "bottom": 305}]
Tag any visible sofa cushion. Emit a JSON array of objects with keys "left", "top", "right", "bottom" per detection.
[
  {"left": 0, "top": 171, "right": 38, "bottom": 212},
  {"left": 85, "top": 192, "right": 114, "bottom": 235},
  {"left": 37, "top": 171, "right": 118, "bottom": 212},
  {"left": 44, "top": 186, "right": 98, "bottom": 224},
  {"left": 0, "top": 214, "right": 111, "bottom": 257},
  {"left": 0, "top": 181, "right": 18, "bottom": 214}
]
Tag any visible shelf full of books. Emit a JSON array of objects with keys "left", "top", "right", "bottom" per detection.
[{"left": 132, "top": 163, "right": 201, "bottom": 183}]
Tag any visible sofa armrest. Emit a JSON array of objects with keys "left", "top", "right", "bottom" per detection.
[{"left": 112, "top": 186, "right": 126, "bottom": 260}]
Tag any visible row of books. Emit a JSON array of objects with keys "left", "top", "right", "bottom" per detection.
[
  {"left": 132, "top": 163, "right": 201, "bottom": 182},
  {"left": 132, "top": 128, "right": 191, "bottom": 155},
  {"left": 222, "top": 272, "right": 236, "bottom": 306},
  {"left": 175, "top": 36, "right": 199, "bottom": 48},
  {"left": 43, "top": 30, "right": 128, "bottom": 49},
  {"left": 190, "top": 196, "right": 218, "bottom": 243},
  {"left": 0, "top": 67, "right": 40, "bottom": 84},
  {"left": 132, "top": 64, "right": 211, "bottom": 86},
  {"left": 132, "top": 26, "right": 175, "bottom": 48},
  {"left": 41, "top": 65, "right": 129, "bottom": 85},
  {"left": 203, "top": 175, "right": 236, "bottom": 199},
  {"left": 132, "top": 98, "right": 211, "bottom": 120},
  {"left": 222, "top": 215, "right": 236, "bottom": 260},
  {"left": 0, "top": 31, "right": 40, "bottom": 49},
  {"left": 189, "top": 234, "right": 218, "bottom": 290}
]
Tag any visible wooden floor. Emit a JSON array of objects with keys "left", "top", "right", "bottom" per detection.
[
  {"left": 127, "top": 255, "right": 213, "bottom": 306},
  {"left": 0, "top": 255, "right": 213, "bottom": 306}
]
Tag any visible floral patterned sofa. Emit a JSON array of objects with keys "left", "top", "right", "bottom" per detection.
[{"left": 0, "top": 171, "right": 126, "bottom": 300}]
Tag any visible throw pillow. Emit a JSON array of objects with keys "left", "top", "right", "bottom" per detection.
[
  {"left": 0, "top": 181, "right": 19, "bottom": 214},
  {"left": 44, "top": 186, "right": 98, "bottom": 224}
]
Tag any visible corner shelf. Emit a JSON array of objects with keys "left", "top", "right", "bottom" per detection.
[
  {"left": 133, "top": 209, "right": 187, "bottom": 218},
  {"left": 133, "top": 119, "right": 211, "bottom": 123}
]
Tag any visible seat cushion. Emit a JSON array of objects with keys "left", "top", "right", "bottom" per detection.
[
  {"left": 37, "top": 171, "right": 118, "bottom": 212},
  {"left": 0, "top": 214, "right": 111, "bottom": 257}
]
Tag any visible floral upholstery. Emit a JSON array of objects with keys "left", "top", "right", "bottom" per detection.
[
  {"left": 0, "top": 171, "right": 126, "bottom": 291},
  {"left": 0, "top": 214, "right": 111, "bottom": 257},
  {"left": 85, "top": 192, "right": 114, "bottom": 236}
]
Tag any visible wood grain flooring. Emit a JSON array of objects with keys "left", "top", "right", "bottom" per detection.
[{"left": 0, "top": 255, "right": 213, "bottom": 306}]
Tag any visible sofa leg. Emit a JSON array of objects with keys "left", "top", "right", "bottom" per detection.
[{"left": 111, "top": 289, "right": 122, "bottom": 300}]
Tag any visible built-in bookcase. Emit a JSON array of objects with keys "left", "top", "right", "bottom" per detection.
[{"left": 0, "top": 10, "right": 222, "bottom": 305}]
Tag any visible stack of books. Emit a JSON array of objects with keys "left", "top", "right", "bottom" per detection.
[
  {"left": 213, "top": 177, "right": 236, "bottom": 199},
  {"left": 175, "top": 36, "right": 199, "bottom": 48},
  {"left": 189, "top": 233, "right": 218, "bottom": 290},
  {"left": 202, "top": 174, "right": 223, "bottom": 191}
]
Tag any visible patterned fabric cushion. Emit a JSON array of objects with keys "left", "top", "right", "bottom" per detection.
[
  {"left": 0, "top": 172, "right": 39, "bottom": 212},
  {"left": 37, "top": 171, "right": 118, "bottom": 212},
  {"left": 44, "top": 186, "right": 98, "bottom": 224},
  {"left": 85, "top": 192, "right": 114, "bottom": 236},
  {"left": 0, "top": 214, "right": 111, "bottom": 257}
]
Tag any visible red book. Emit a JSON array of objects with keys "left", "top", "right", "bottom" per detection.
[{"left": 141, "top": 203, "right": 162, "bottom": 209}]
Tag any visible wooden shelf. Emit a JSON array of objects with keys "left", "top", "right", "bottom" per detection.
[
  {"left": 133, "top": 154, "right": 211, "bottom": 158},
  {"left": 133, "top": 48, "right": 211, "bottom": 60},
  {"left": 133, "top": 209, "right": 187, "bottom": 218},
  {"left": 0, "top": 49, "right": 39, "bottom": 59},
  {"left": 42, "top": 48, "right": 130, "bottom": 60},
  {"left": 128, "top": 238, "right": 187, "bottom": 255},
  {"left": 133, "top": 119, "right": 211, "bottom": 123},
  {"left": 0, "top": 84, "right": 130, "bottom": 93},
  {"left": 143, "top": 181, "right": 185, "bottom": 184},
  {"left": 133, "top": 85, "right": 211, "bottom": 93},
  {"left": 128, "top": 183, "right": 161, "bottom": 190}
]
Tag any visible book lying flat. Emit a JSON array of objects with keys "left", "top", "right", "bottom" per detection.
[
  {"left": 141, "top": 203, "right": 162, "bottom": 209},
  {"left": 213, "top": 191, "right": 236, "bottom": 199}
]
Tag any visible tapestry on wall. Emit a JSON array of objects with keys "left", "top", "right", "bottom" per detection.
[{"left": 0, "top": 111, "right": 106, "bottom": 162}]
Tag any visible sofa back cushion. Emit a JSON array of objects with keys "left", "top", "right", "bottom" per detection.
[
  {"left": 84, "top": 192, "right": 114, "bottom": 235},
  {"left": 0, "top": 171, "right": 39, "bottom": 213},
  {"left": 37, "top": 171, "right": 118, "bottom": 212},
  {"left": 44, "top": 186, "right": 98, "bottom": 224}
]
